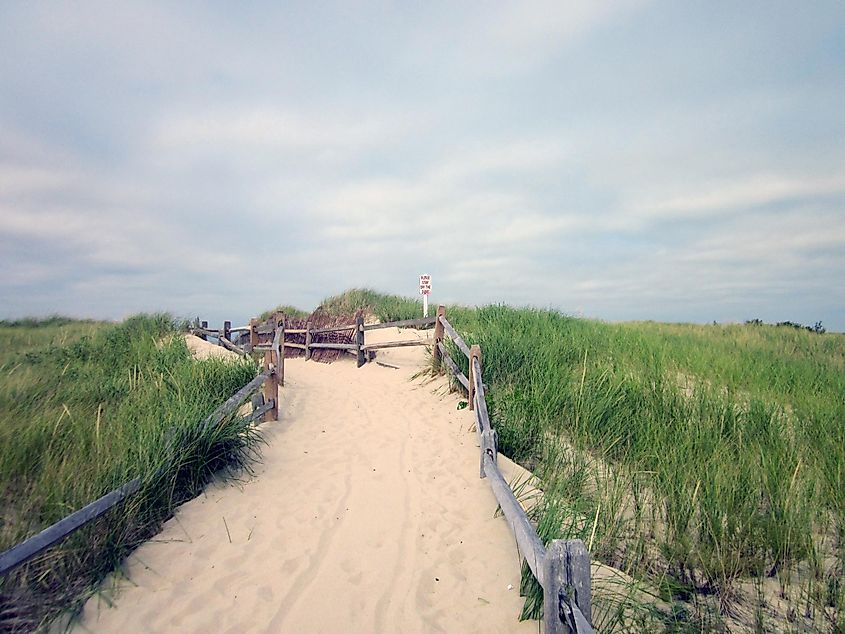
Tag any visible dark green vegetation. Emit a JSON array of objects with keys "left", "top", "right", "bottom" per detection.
[
  {"left": 318, "top": 291, "right": 845, "bottom": 632},
  {"left": 320, "top": 288, "right": 423, "bottom": 323},
  {"left": 258, "top": 304, "right": 309, "bottom": 321},
  {"left": 0, "top": 315, "right": 260, "bottom": 631}
]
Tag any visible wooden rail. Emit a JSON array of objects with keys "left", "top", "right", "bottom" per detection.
[
  {"left": 0, "top": 478, "right": 141, "bottom": 576},
  {"left": 229, "top": 313, "right": 439, "bottom": 366},
  {"left": 439, "top": 315, "right": 472, "bottom": 360},
  {"left": 219, "top": 335, "right": 249, "bottom": 358},
  {"left": 310, "top": 323, "right": 356, "bottom": 334},
  {"left": 197, "top": 312, "right": 439, "bottom": 366},
  {"left": 363, "top": 339, "right": 431, "bottom": 351},
  {"left": 0, "top": 358, "right": 281, "bottom": 579},
  {"left": 363, "top": 316, "right": 436, "bottom": 331},
  {"left": 437, "top": 342, "right": 469, "bottom": 389},
  {"left": 432, "top": 306, "right": 594, "bottom": 633}
]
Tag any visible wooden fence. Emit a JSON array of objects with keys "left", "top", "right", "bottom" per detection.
[
  {"left": 0, "top": 313, "right": 437, "bottom": 573},
  {"left": 432, "top": 306, "right": 594, "bottom": 633},
  {"left": 0, "top": 348, "right": 282, "bottom": 577},
  {"left": 4, "top": 311, "right": 593, "bottom": 632}
]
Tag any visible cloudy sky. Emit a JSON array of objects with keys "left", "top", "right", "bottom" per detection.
[{"left": 2, "top": 2, "right": 844, "bottom": 330}]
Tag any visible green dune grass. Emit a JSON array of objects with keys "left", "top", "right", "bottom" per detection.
[
  {"left": 0, "top": 315, "right": 260, "bottom": 631},
  {"left": 316, "top": 290, "right": 845, "bottom": 631}
]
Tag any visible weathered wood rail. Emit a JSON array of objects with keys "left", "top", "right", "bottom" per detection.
[
  {"left": 433, "top": 306, "right": 594, "bottom": 633},
  {"left": 0, "top": 347, "right": 282, "bottom": 578},
  {"left": 193, "top": 312, "right": 438, "bottom": 371}
]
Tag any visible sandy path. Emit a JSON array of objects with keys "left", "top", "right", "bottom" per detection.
[{"left": 75, "top": 328, "right": 536, "bottom": 633}]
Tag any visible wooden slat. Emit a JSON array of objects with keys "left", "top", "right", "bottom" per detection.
[
  {"left": 219, "top": 336, "right": 249, "bottom": 357},
  {"left": 356, "top": 315, "right": 365, "bottom": 367},
  {"left": 439, "top": 317, "right": 471, "bottom": 359},
  {"left": 437, "top": 343, "right": 469, "bottom": 390},
  {"left": 283, "top": 342, "right": 307, "bottom": 349},
  {"left": 229, "top": 326, "right": 250, "bottom": 332},
  {"left": 308, "top": 342, "right": 358, "bottom": 350},
  {"left": 245, "top": 399, "right": 275, "bottom": 423},
  {"left": 273, "top": 320, "right": 284, "bottom": 392},
  {"left": 363, "top": 317, "right": 436, "bottom": 331},
  {"left": 471, "top": 357, "right": 490, "bottom": 434},
  {"left": 249, "top": 319, "right": 258, "bottom": 349},
  {"left": 191, "top": 328, "right": 219, "bottom": 338},
  {"left": 0, "top": 478, "right": 142, "bottom": 576},
  {"left": 363, "top": 339, "right": 432, "bottom": 351},
  {"left": 433, "top": 305, "right": 446, "bottom": 368},
  {"left": 305, "top": 322, "right": 312, "bottom": 361},
  {"left": 310, "top": 323, "right": 356, "bottom": 334},
  {"left": 482, "top": 453, "right": 546, "bottom": 587},
  {"left": 198, "top": 371, "right": 271, "bottom": 435},
  {"left": 543, "top": 540, "right": 593, "bottom": 633},
  {"left": 263, "top": 350, "right": 276, "bottom": 422},
  {"left": 285, "top": 329, "right": 308, "bottom": 334}
]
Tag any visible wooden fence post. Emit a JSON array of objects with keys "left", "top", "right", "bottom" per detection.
[
  {"left": 305, "top": 321, "right": 312, "bottom": 361},
  {"left": 278, "top": 317, "right": 285, "bottom": 388},
  {"left": 356, "top": 314, "right": 365, "bottom": 367},
  {"left": 222, "top": 320, "right": 231, "bottom": 343},
  {"left": 469, "top": 344, "right": 481, "bottom": 411},
  {"left": 200, "top": 321, "right": 208, "bottom": 341},
  {"left": 542, "top": 539, "right": 592, "bottom": 633},
  {"left": 249, "top": 319, "right": 258, "bottom": 353},
  {"left": 433, "top": 305, "right": 446, "bottom": 371},
  {"left": 263, "top": 316, "right": 279, "bottom": 422},
  {"left": 481, "top": 428, "right": 498, "bottom": 478}
]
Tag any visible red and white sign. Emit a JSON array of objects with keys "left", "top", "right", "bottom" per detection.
[{"left": 419, "top": 274, "right": 432, "bottom": 295}]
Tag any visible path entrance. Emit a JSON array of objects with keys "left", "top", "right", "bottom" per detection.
[{"left": 75, "top": 327, "right": 535, "bottom": 633}]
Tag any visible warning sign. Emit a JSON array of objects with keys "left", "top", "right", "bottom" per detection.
[{"left": 419, "top": 274, "right": 431, "bottom": 296}]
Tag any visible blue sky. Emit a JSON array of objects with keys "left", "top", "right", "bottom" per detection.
[{"left": 1, "top": 1, "right": 844, "bottom": 330}]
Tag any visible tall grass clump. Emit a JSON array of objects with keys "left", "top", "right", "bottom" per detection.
[
  {"left": 0, "top": 314, "right": 260, "bottom": 631},
  {"left": 259, "top": 304, "right": 310, "bottom": 320},
  {"left": 332, "top": 290, "right": 845, "bottom": 631},
  {"left": 320, "top": 288, "right": 423, "bottom": 322}
]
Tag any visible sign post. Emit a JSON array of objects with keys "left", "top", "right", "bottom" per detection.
[{"left": 419, "top": 274, "right": 431, "bottom": 317}]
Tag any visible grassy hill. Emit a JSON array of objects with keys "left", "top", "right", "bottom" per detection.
[
  {"left": 307, "top": 289, "right": 845, "bottom": 631},
  {"left": 0, "top": 316, "right": 260, "bottom": 631}
]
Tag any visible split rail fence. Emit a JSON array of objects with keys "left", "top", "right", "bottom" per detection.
[
  {"left": 0, "top": 328, "right": 283, "bottom": 578},
  {"left": 430, "top": 306, "right": 593, "bottom": 633},
  {"left": 2, "top": 309, "right": 593, "bottom": 633}
]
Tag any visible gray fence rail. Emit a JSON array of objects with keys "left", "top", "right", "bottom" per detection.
[
  {"left": 0, "top": 364, "right": 279, "bottom": 579},
  {"left": 434, "top": 307, "right": 594, "bottom": 633}
]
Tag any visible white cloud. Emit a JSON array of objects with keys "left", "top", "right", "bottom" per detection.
[
  {"left": 1, "top": 1, "right": 844, "bottom": 329},
  {"left": 632, "top": 173, "right": 845, "bottom": 220},
  {"left": 403, "top": 0, "right": 648, "bottom": 76}
]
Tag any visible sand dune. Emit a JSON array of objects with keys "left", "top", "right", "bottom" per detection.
[{"left": 75, "top": 327, "right": 536, "bottom": 633}]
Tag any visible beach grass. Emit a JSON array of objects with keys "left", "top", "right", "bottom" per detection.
[
  {"left": 0, "top": 315, "right": 260, "bottom": 631},
  {"left": 320, "top": 288, "right": 423, "bottom": 322},
  {"left": 259, "top": 304, "right": 310, "bottom": 320},
  {"left": 320, "top": 290, "right": 845, "bottom": 631}
]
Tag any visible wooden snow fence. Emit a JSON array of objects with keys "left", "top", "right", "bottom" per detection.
[
  {"left": 240, "top": 310, "right": 438, "bottom": 369},
  {"left": 432, "top": 305, "right": 594, "bottom": 634}
]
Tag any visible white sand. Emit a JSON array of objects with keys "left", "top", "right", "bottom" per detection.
[{"left": 75, "top": 327, "right": 537, "bottom": 633}]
